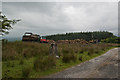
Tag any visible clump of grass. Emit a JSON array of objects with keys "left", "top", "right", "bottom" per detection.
[
  {"left": 58, "top": 47, "right": 63, "bottom": 57},
  {"left": 79, "top": 49, "right": 84, "bottom": 53},
  {"left": 5, "top": 61, "right": 15, "bottom": 68},
  {"left": 19, "top": 59, "right": 24, "bottom": 65},
  {"left": 62, "top": 53, "right": 77, "bottom": 63},
  {"left": 62, "top": 46, "right": 74, "bottom": 54},
  {"left": 62, "top": 49, "right": 70, "bottom": 54},
  {"left": 79, "top": 56, "right": 83, "bottom": 61},
  {"left": 33, "top": 58, "right": 40, "bottom": 71},
  {"left": 75, "top": 50, "right": 78, "bottom": 53},
  {"left": 87, "top": 47, "right": 94, "bottom": 56},
  {"left": 22, "top": 66, "right": 31, "bottom": 78},
  {"left": 72, "top": 54, "right": 77, "bottom": 62},
  {"left": 11, "top": 62, "right": 15, "bottom": 67},
  {"left": 94, "top": 47, "right": 101, "bottom": 54},
  {"left": 95, "top": 50, "right": 99, "bottom": 54},
  {"left": 6, "top": 61, "right": 11, "bottom": 67},
  {"left": 34, "top": 56, "right": 56, "bottom": 71}
]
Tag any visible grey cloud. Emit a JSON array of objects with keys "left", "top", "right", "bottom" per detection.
[{"left": 2, "top": 2, "right": 118, "bottom": 38}]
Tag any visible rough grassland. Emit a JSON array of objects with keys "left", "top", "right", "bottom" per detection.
[{"left": 2, "top": 42, "right": 118, "bottom": 78}]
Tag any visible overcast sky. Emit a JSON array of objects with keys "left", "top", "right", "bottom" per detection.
[{"left": 2, "top": 2, "right": 118, "bottom": 38}]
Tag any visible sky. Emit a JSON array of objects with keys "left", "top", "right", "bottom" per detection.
[{"left": 2, "top": 2, "right": 118, "bottom": 38}]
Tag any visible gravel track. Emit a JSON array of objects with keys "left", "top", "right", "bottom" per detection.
[{"left": 45, "top": 48, "right": 119, "bottom": 78}]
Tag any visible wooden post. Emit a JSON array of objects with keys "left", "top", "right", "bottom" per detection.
[
  {"left": 50, "top": 43, "right": 55, "bottom": 55},
  {"left": 50, "top": 42, "right": 59, "bottom": 58}
]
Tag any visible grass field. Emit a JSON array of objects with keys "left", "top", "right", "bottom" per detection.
[{"left": 2, "top": 41, "right": 118, "bottom": 78}]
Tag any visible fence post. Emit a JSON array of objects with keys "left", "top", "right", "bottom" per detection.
[{"left": 50, "top": 42, "right": 59, "bottom": 58}]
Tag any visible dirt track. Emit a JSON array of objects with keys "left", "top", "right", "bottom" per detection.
[{"left": 46, "top": 48, "right": 119, "bottom": 78}]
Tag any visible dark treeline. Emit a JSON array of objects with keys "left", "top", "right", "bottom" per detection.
[{"left": 46, "top": 31, "right": 115, "bottom": 41}]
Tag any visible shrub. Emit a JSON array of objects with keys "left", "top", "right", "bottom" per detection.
[{"left": 22, "top": 66, "right": 31, "bottom": 78}]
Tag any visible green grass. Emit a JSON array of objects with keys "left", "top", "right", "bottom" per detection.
[{"left": 2, "top": 42, "right": 119, "bottom": 78}]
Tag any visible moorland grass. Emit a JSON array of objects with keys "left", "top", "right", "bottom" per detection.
[{"left": 2, "top": 42, "right": 118, "bottom": 78}]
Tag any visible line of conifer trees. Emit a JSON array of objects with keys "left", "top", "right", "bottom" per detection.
[{"left": 46, "top": 31, "right": 115, "bottom": 41}]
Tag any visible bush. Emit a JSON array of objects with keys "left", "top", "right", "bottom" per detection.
[
  {"left": 34, "top": 56, "right": 56, "bottom": 71},
  {"left": 62, "top": 53, "right": 77, "bottom": 63},
  {"left": 101, "top": 37, "right": 120, "bottom": 43},
  {"left": 22, "top": 66, "right": 31, "bottom": 78}
]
